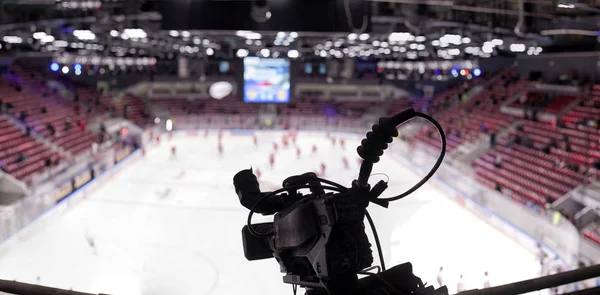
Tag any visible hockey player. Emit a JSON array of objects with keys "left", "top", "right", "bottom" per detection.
[
  {"left": 320, "top": 162, "right": 326, "bottom": 176},
  {"left": 296, "top": 147, "right": 301, "bottom": 159},
  {"left": 483, "top": 271, "right": 491, "bottom": 288},
  {"left": 168, "top": 132, "right": 173, "bottom": 141},
  {"left": 282, "top": 136, "right": 289, "bottom": 148},
  {"left": 218, "top": 142, "right": 223, "bottom": 156},
  {"left": 342, "top": 156, "right": 349, "bottom": 170},
  {"left": 331, "top": 137, "right": 336, "bottom": 147},
  {"left": 84, "top": 230, "right": 97, "bottom": 255},
  {"left": 312, "top": 144, "right": 318, "bottom": 155},
  {"left": 436, "top": 267, "right": 444, "bottom": 287},
  {"left": 340, "top": 138, "right": 345, "bottom": 149},
  {"left": 269, "top": 153, "right": 275, "bottom": 169},
  {"left": 170, "top": 146, "right": 177, "bottom": 159},
  {"left": 536, "top": 243, "right": 548, "bottom": 273},
  {"left": 253, "top": 135, "right": 258, "bottom": 148},
  {"left": 457, "top": 275, "right": 466, "bottom": 292},
  {"left": 273, "top": 142, "right": 279, "bottom": 152}
]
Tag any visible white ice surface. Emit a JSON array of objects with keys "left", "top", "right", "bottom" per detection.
[{"left": 0, "top": 131, "right": 542, "bottom": 295}]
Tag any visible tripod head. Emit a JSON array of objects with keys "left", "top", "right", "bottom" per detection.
[{"left": 233, "top": 109, "right": 448, "bottom": 295}]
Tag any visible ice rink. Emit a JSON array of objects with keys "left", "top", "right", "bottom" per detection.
[{"left": 0, "top": 131, "right": 543, "bottom": 295}]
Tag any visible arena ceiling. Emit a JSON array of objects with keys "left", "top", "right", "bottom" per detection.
[{"left": 0, "top": 0, "right": 599, "bottom": 64}]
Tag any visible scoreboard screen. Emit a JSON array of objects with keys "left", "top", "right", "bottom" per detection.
[{"left": 243, "top": 57, "right": 290, "bottom": 103}]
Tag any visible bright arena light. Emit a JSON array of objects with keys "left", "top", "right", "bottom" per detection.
[
  {"left": 473, "top": 68, "right": 482, "bottom": 77},
  {"left": 50, "top": 63, "right": 59, "bottom": 72},
  {"left": 61, "top": 66, "right": 69, "bottom": 74},
  {"left": 260, "top": 48, "right": 270, "bottom": 57},
  {"left": 287, "top": 49, "right": 299, "bottom": 59},
  {"left": 209, "top": 81, "right": 233, "bottom": 100},
  {"left": 206, "top": 48, "right": 214, "bottom": 56},
  {"left": 154, "top": 117, "right": 161, "bottom": 124},
  {"left": 236, "top": 49, "right": 249, "bottom": 58},
  {"left": 166, "top": 119, "right": 173, "bottom": 132},
  {"left": 510, "top": 43, "right": 526, "bottom": 52}
]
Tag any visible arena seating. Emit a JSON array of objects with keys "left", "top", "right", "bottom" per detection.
[
  {"left": 151, "top": 96, "right": 260, "bottom": 116},
  {"left": 473, "top": 84, "right": 600, "bottom": 215},
  {"left": 0, "top": 116, "right": 60, "bottom": 182},
  {"left": 414, "top": 68, "right": 529, "bottom": 152},
  {"left": 1, "top": 65, "right": 102, "bottom": 156},
  {"left": 114, "top": 94, "right": 151, "bottom": 126}
]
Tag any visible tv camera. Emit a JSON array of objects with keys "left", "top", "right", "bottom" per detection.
[{"left": 233, "top": 109, "right": 448, "bottom": 295}]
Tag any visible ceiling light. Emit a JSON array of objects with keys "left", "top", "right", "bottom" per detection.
[
  {"left": 415, "top": 36, "right": 426, "bottom": 42},
  {"left": 359, "top": 33, "right": 369, "bottom": 41},
  {"left": 110, "top": 30, "right": 119, "bottom": 37},
  {"left": 61, "top": 66, "right": 69, "bottom": 74},
  {"left": 416, "top": 44, "right": 425, "bottom": 51},
  {"left": 448, "top": 48, "right": 460, "bottom": 56},
  {"left": 388, "top": 32, "right": 414, "bottom": 42},
  {"left": 492, "top": 39, "right": 504, "bottom": 46},
  {"left": 33, "top": 32, "right": 46, "bottom": 39},
  {"left": 461, "top": 37, "right": 471, "bottom": 44},
  {"left": 287, "top": 49, "right": 299, "bottom": 58},
  {"left": 169, "top": 30, "right": 179, "bottom": 37},
  {"left": 380, "top": 41, "right": 389, "bottom": 48},
  {"left": 348, "top": 33, "right": 357, "bottom": 40},
  {"left": 372, "top": 40, "right": 380, "bottom": 47},
  {"left": 289, "top": 32, "right": 298, "bottom": 38},
  {"left": 509, "top": 43, "right": 526, "bottom": 52},
  {"left": 2, "top": 36, "right": 22, "bottom": 44},
  {"left": 277, "top": 31, "right": 286, "bottom": 38},
  {"left": 260, "top": 48, "right": 270, "bottom": 57},
  {"left": 432, "top": 40, "right": 440, "bottom": 46},
  {"left": 557, "top": 3, "right": 575, "bottom": 8},
  {"left": 181, "top": 31, "right": 191, "bottom": 38},
  {"left": 73, "top": 30, "right": 95, "bottom": 40},
  {"left": 206, "top": 48, "right": 214, "bottom": 56},
  {"left": 409, "top": 43, "right": 417, "bottom": 49},
  {"left": 40, "top": 35, "right": 54, "bottom": 43}
]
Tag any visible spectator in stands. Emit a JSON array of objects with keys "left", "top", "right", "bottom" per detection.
[
  {"left": 593, "top": 160, "right": 600, "bottom": 170},
  {"left": 490, "top": 132, "right": 496, "bottom": 147},
  {"left": 0, "top": 99, "right": 3, "bottom": 113},
  {"left": 522, "top": 134, "right": 532, "bottom": 148},
  {"left": 21, "top": 110, "right": 28, "bottom": 121},
  {"left": 481, "top": 122, "right": 488, "bottom": 134},
  {"left": 65, "top": 117, "right": 73, "bottom": 131},
  {"left": 494, "top": 155, "right": 502, "bottom": 168},
  {"left": 17, "top": 153, "right": 26, "bottom": 163},
  {"left": 45, "top": 157, "right": 52, "bottom": 169},
  {"left": 41, "top": 106, "right": 47, "bottom": 114},
  {"left": 25, "top": 127, "right": 31, "bottom": 136},
  {"left": 46, "top": 123, "right": 56, "bottom": 136}
]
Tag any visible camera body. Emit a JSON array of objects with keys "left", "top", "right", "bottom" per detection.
[
  {"left": 234, "top": 109, "right": 450, "bottom": 295},
  {"left": 235, "top": 169, "right": 373, "bottom": 290}
]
